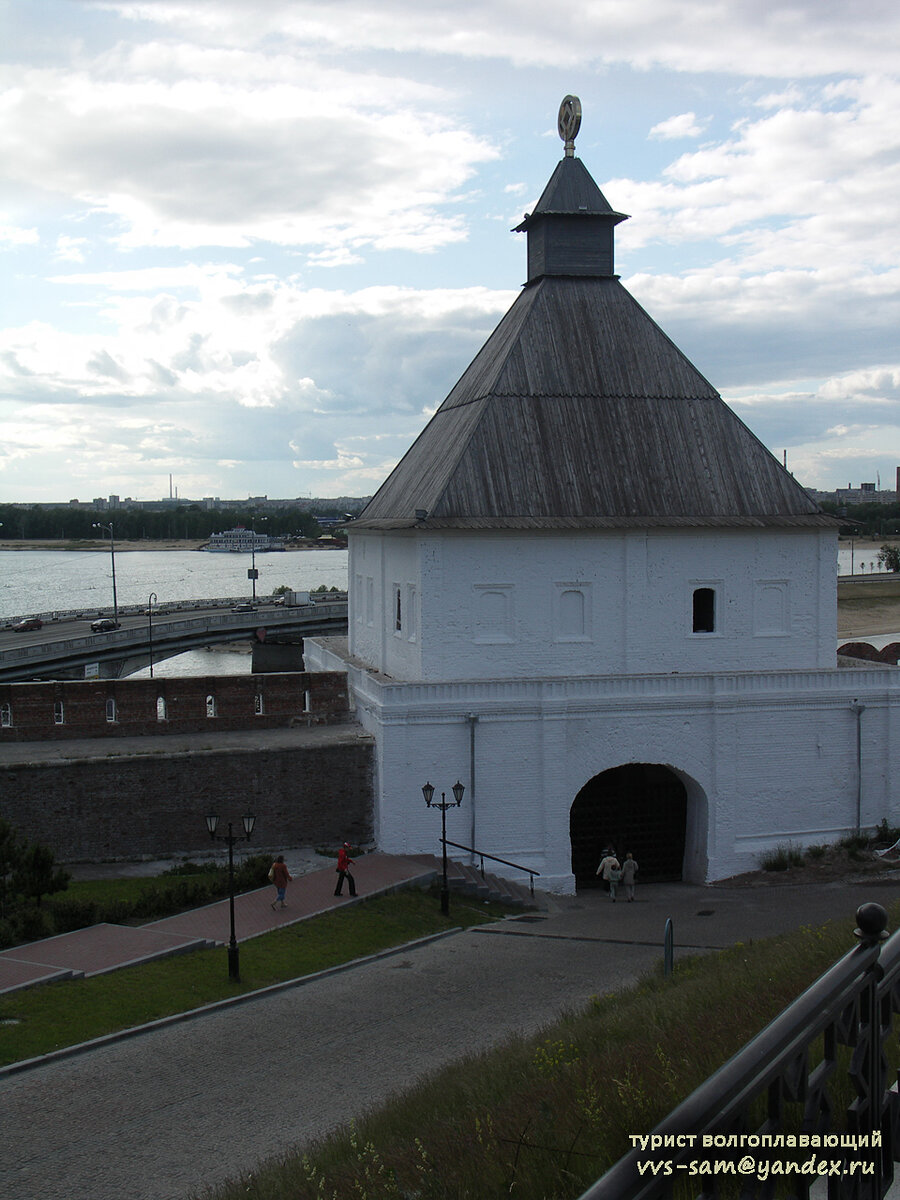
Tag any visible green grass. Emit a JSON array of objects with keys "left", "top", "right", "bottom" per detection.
[
  {"left": 192, "top": 904, "right": 900, "bottom": 1200},
  {"left": 0, "top": 888, "right": 507, "bottom": 1066}
]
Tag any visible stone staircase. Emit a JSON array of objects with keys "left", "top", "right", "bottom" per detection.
[{"left": 410, "top": 854, "right": 544, "bottom": 910}]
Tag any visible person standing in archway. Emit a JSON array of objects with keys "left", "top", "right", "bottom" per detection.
[
  {"left": 596, "top": 849, "right": 620, "bottom": 894},
  {"left": 621, "top": 852, "right": 639, "bottom": 902}
]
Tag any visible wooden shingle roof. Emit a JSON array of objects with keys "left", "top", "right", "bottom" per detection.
[{"left": 354, "top": 149, "right": 831, "bottom": 533}]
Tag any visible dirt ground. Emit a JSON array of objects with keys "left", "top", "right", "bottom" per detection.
[{"left": 717, "top": 838, "right": 900, "bottom": 888}]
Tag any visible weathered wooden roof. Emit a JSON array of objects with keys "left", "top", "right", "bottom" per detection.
[{"left": 354, "top": 152, "right": 832, "bottom": 533}]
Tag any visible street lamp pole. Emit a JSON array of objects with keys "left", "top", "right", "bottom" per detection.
[
  {"left": 92, "top": 522, "right": 119, "bottom": 626},
  {"left": 148, "top": 592, "right": 157, "bottom": 678},
  {"left": 422, "top": 780, "right": 465, "bottom": 916},
  {"left": 205, "top": 811, "right": 256, "bottom": 981}
]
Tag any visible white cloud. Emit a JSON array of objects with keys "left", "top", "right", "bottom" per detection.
[
  {"left": 648, "top": 112, "right": 706, "bottom": 140},
  {"left": 0, "top": 52, "right": 496, "bottom": 254}
]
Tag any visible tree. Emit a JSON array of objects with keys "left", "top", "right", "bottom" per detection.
[
  {"left": 878, "top": 545, "right": 900, "bottom": 572},
  {"left": 12, "top": 843, "right": 70, "bottom": 907},
  {"left": 0, "top": 818, "right": 20, "bottom": 918}
]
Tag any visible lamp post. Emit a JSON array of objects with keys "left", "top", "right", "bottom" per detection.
[
  {"left": 147, "top": 592, "right": 157, "bottom": 678},
  {"left": 422, "top": 780, "right": 465, "bottom": 916},
  {"left": 248, "top": 517, "right": 268, "bottom": 602},
  {"left": 205, "top": 811, "right": 256, "bottom": 981},
  {"left": 91, "top": 521, "right": 119, "bottom": 626}
]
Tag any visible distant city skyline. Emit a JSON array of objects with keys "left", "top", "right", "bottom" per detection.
[{"left": 2, "top": 2, "right": 900, "bottom": 502}]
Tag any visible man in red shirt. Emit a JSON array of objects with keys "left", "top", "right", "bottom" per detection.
[{"left": 334, "top": 843, "right": 357, "bottom": 897}]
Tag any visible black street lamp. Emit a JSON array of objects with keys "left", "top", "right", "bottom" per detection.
[
  {"left": 422, "top": 780, "right": 465, "bottom": 916},
  {"left": 205, "top": 811, "right": 256, "bottom": 981},
  {"left": 91, "top": 521, "right": 119, "bottom": 626},
  {"left": 147, "top": 592, "right": 157, "bottom": 678},
  {"left": 248, "top": 517, "right": 268, "bottom": 602}
]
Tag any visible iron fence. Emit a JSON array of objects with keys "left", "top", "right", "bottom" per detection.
[{"left": 578, "top": 902, "right": 900, "bottom": 1200}]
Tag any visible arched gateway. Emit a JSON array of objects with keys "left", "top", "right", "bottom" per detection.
[{"left": 570, "top": 764, "right": 688, "bottom": 888}]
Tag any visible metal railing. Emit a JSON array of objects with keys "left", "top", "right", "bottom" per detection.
[
  {"left": 440, "top": 838, "right": 541, "bottom": 895},
  {"left": 578, "top": 901, "right": 900, "bottom": 1200}
]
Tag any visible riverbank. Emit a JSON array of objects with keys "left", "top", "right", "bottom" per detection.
[
  {"left": 0, "top": 539, "right": 344, "bottom": 553},
  {"left": 838, "top": 574, "right": 900, "bottom": 637}
]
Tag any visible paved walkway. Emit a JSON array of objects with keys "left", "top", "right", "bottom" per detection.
[
  {"left": 1, "top": 874, "right": 899, "bottom": 1200},
  {"left": 0, "top": 853, "right": 437, "bottom": 996}
]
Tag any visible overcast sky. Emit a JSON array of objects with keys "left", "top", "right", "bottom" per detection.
[{"left": 2, "top": 1, "right": 899, "bottom": 504}]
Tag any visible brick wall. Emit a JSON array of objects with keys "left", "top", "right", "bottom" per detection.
[
  {"left": 0, "top": 672, "right": 349, "bottom": 742},
  {"left": 0, "top": 731, "right": 374, "bottom": 861}
]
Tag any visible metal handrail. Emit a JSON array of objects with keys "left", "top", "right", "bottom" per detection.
[
  {"left": 440, "top": 838, "right": 540, "bottom": 895},
  {"left": 578, "top": 902, "right": 898, "bottom": 1199}
]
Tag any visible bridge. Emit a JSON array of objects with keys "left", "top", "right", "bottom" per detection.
[{"left": 0, "top": 596, "right": 348, "bottom": 682}]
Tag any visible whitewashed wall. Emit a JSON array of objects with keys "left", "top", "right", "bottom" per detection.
[
  {"left": 348, "top": 526, "right": 837, "bottom": 683},
  {"left": 306, "top": 635, "right": 899, "bottom": 893}
]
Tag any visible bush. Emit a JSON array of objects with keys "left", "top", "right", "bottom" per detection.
[{"left": 759, "top": 842, "right": 804, "bottom": 871}]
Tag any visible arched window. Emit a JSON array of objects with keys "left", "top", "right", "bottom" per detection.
[
  {"left": 206, "top": 694, "right": 217, "bottom": 718},
  {"left": 105, "top": 697, "right": 117, "bottom": 723},
  {"left": 156, "top": 696, "right": 167, "bottom": 721},
  {"left": 255, "top": 692, "right": 264, "bottom": 716},
  {"left": 692, "top": 587, "right": 715, "bottom": 633},
  {"left": 54, "top": 699, "right": 65, "bottom": 725}
]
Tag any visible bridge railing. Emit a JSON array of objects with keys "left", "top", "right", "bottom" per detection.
[
  {"left": 0, "top": 602, "right": 349, "bottom": 675},
  {"left": 576, "top": 902, "right": 899, "bottom": 1200},
  {"left": 1, "top": 592, "right": 347, "bottom": 628}
]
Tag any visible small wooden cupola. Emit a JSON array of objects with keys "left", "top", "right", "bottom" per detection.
[{"left": 514, "top": 95, "right": 629, "bottom": 282}]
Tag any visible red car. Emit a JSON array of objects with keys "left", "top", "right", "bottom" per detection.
[{"left": 12, "top": 617, "right": 43, "bottom": 631}]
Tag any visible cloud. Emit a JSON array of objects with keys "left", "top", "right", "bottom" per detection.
[
  {"left": 101, "top": 0, "right": 900, "bottom": 76},
  {"left": 649, "top": 112, "right": 706, "bottom": 140},
  {"left": 0, "top": 51, "right": 496, "bottom": 254}
]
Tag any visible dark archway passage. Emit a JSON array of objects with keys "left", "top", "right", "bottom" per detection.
[{"left": 570, "top": 763, "right": 687, "bottom": 888}]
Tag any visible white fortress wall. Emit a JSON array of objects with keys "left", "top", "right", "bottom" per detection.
[{"left": 305, "top": 636, "right": 900, "bottom": 891}]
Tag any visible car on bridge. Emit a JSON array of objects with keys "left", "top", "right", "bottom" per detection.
[
  {"left": 90, "top": 617, "right": 120, "bottom": 632},
  {"left": 12, "top": 616, "right": 43, "bottom": 631}
]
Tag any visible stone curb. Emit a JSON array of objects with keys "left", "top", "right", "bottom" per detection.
[{"left": 0, "top": 924, "right": 462, "bottom": 1080}]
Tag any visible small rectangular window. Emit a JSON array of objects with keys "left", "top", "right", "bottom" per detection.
[
  {"left": 0, "top": 702, "right": 11, "bottom": 728},
  {"left": 255, "top": 692, "right": 264, "bottom": 716},
  {"left": 692, "top": 587, "right": 715, "bottom": 633},
  {"left": 394, "top": 585, "right": 402, "bottom": 633}
]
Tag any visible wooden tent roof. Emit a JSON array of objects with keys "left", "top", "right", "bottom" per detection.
[{"left": 354, "top": 150, "right": 831, "bottom": 533}]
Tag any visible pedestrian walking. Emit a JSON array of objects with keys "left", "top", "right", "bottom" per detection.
[
  {"left": 334, "top": 842, "right": 357, "bottom": 896},
  {"left": 596, "top": 850, "right": 620, "bottom": 894},
  {"left": 607, "top": 863, "right": 622, "bottom": 902},
  {"left": 269, "top": 855, "right": 292, "bottom": 910},
  {"left": 621, "top": 851, "right": 639, "bottom": 902}
]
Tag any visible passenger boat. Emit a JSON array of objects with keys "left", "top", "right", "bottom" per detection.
[{"left": 202, "top": 527, "right": 286, "bottom": 553}]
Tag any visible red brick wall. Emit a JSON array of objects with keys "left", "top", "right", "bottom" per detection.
[{"left": 0, "top": 672, "right": 349, "bottom": 741}]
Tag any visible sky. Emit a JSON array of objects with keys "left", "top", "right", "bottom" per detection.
[{"left": 1, "top": 1, "right": 899, "bottom": 504}]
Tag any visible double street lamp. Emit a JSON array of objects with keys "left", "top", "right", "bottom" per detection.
[
  {"left": 205, "top": 811, "right": 256, "bottom": 981},
  {"left": 91, "top": 521, "right": 119, "bottom": 627},
  {"left": 422, "top": 780, "right": 465, "bottom": 916}
]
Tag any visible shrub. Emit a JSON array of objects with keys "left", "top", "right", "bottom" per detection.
[{"left": 759, "top": 842, "right": 804, "bottom": 871}]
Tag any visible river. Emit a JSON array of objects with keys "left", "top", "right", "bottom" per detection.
[{"left": 1, "top": 548, "right": 348, "bottom": 678}]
